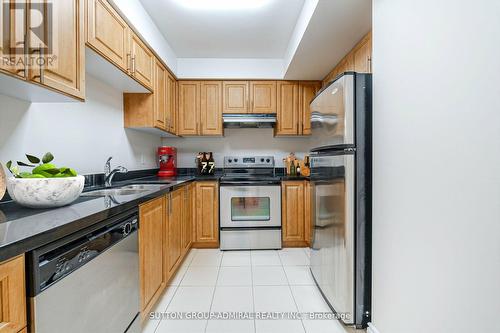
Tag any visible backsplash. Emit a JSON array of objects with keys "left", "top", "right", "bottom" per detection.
[{"left": 162, "top": 128, "right": 314, "bottom": 168}]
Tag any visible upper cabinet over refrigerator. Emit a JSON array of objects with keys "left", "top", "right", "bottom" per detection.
[{"left": 310, "top": 73, "right": 371, "bottom": 151}]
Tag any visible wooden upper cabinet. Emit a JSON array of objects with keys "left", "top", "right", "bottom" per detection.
[
  {"left": 139, "top": 197, "right": 165, "bottom": 314},
  {"left": 201, "top": 81, "right": 223, "bottom": 136},
  {"left": 86, "top": 0, "right": 129, "bottom": 73},
  {"left": 250, "top": 81, "right": 276, "bottom": 114},
  {"left": 130, "top": 32, "right": 154, "bottom": 91},
  {"left": 276, "top": 81, "right": 299, "bottom": 136},
  {"left": 282, "top": 181, "right": 306, "bottom": 246},
  {"left": 153, "top": 60, "right": 167, "bottom": 130},
  {"left": 0, "top": 1, "right": 26, "bottom": 79},
  {"left": 178, "top": 81, "right": 201, "bottom": 136},
  {"left": 166, "top": 190, "right": 183, "bottom": 279},
  {"left": 29, "top": 0, "right": 85, "bottom": 99},
  {"left": 353, "top": 34, "right": 372, "bottom": 73},
  {"left": 194, "top": 181, "right": 219, "bottom": 247},
  {"left": 223, "top": 81, "right": 249, "bottom": 114},
  {"left": 299, "top": 82, "right": 321, "bottom": 135},
  {"left": 166, "top": 74, "right": 177, "bottom": 134},
  {"left": 0, "top": 255, "right": 26, "bottom": 333}
]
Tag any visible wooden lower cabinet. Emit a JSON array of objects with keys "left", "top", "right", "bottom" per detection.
[
  {"left": 0, "top": 255, "right": 26, "bottom": 333},
  {"left": 165, "top": 189, "right": 183, "bottom": 281},
  {"left": 193, "top": 181, "right": 219, "bottom": 248},
  {"left": 181, "top": 184, "right": 194, "bottom": 256},
  {"left": 139, "top": 197, "right": 165, "bottom": 317},
  {"left": 282, "top": 181, "right": 311, "bottom": 247}
]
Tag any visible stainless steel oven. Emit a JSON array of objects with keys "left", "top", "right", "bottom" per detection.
[{"left": 220, "top": 156, "right": 282, "bottom": 250}]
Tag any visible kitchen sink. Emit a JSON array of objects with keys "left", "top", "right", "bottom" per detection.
[
  {"left": 81, "top": 184, "right": 167, "bottom": 197},
  {"left": 121, "top": 184, "right": 168, "bottom": 190},
  {"left": 81, "top": 188, "right": 150, "bottom": 197}
]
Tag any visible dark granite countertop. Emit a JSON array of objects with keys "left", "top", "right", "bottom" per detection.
[
  {"left": 280, "top": 175, "right": 310, "bottom": 181},
  {"left": 0, "top": 175, "right": 205, "bottom": 262}
]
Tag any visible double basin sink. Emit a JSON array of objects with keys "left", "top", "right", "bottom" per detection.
[{"left": 81, "top": 184, "right": 169, "bottom": 197}]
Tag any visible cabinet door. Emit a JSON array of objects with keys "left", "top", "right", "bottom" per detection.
[
  {"left": 181, "top": 185, "right": 193, "bottom": 254},
  {"left": 354, "top": 36, "right": 372, "bottom": 73},
  {"left": 166, "top": 73, "right": 177, "bottom": 134},
  {"left": 139, "top": 197, "right": 165, "bottom": 313},
  {"left": 276, "top": 81, "right": 299, "bottom": 136},
  {"left": 166, "top": 190, "right": 183, "bottom": 278},
  {"left": 130, "top": 32, "right": 154, "bottom": 91},
  {"left": 250, "top": 81, "right": 276, "bottom": 114},
  {"left": 153, "top": 59, "right": 167, "bottom": 130},
  {"left": 0, "top": 1, "right": 26, "bottom": 79},
  {"left": 201, "top": 81, "right": 223, "bottom": 136},
  {"left": 29, "top": 0, "right": 85, "bottom": 99},
  {"left": 0, "top": 255, "right": 26, "bottom": 333},
  {"left": 282, "top": 181, "right": 306, "bottom": 246},
  {"left": 195, "top": 182, "right": 219, "bottom": 246},
  {"left": 223, "top": 81, "right": 249, "bottom": 114},
  {"left": 178, "top": 81, "right": 200, "bottom": 136},
  {"left": 304, "top": 181, "right": 311, "bottom": 246},
  {"left": 299, "top": 82, "right": 321, "bottom": 135},
  {"left": 86, "top": 0, "right": 129, "bottom": 72}
]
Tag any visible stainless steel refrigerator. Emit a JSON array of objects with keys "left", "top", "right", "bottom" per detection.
[{"left": 309, "top": 72, "right": 372, "bottom": 329}]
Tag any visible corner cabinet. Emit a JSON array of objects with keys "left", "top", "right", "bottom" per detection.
[
  {"left": 0, "top": 255, "right": 26, "bottom": 333},
  {"left": 139, "top": 197, "right": 165, "bottom": 317},
  {"left": 282, "top": 181, "right": 311, "bottom": 247},
  {"left": 194, "top": 181, "right": 219, "bottom": 248}
]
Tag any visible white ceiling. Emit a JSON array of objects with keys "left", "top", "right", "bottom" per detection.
[
  {"left": 284, "top": 0, "right": 372, "bottom": 79},
  {"left": 137, "top": 0, "right": 371, "bottom": 79},
  {"left": 139, "top": 0, "right": 305, "bottom": 58}
]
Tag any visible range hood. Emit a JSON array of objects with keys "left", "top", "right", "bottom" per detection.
[{"left": 223, "top": 114, "right": 276, "bottom": 128}]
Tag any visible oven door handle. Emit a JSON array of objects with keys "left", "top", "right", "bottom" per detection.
[{"left": 220, "top": 181, "right": 280, "bottom": 186}]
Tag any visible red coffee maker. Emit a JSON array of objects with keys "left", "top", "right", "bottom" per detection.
[{"left": 157, "top": 146, "right": 177, "bottom": 177}]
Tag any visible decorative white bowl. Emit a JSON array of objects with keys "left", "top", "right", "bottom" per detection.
[{"left": 7, "top": 175, "right": 85, "bottom": 209}]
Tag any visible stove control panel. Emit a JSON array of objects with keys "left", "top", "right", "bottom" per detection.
[{"left": 224, "top": 156, "right": 274, "bottom": 168}]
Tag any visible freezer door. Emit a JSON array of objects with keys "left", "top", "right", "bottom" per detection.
[
  {"left": 310, "top": 74, "right": 355, "bottom": 149},
  {"left": 310, "top": 153, "right": 355, "bottom": 325}
]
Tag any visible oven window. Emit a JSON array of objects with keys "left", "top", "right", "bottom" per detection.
[{"left": 231, "top": 197, "right": 271, "bottom": 221}]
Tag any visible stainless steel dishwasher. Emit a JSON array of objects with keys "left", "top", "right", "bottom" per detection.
[{"left": 27, "top": 208, "right": 140, "bottom": 333}]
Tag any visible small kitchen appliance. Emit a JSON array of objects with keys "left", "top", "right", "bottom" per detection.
[
  {"left": 220, "top": 156, "right": 281, "bottom": 250},
  {"left": 157, "top": 146, "right": 177, "bottom": 177}
]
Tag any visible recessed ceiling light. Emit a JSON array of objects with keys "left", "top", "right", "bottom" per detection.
[{"left": 173, "top": 0, "right": 272, "bottom": 11}]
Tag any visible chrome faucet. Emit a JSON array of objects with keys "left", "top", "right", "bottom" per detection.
[{"left": 104, "top": 157, "right": 128, "bottom": 187}]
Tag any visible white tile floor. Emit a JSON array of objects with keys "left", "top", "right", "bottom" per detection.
[{"left": 142, "top": 248, "right": 361, "bottom": 333}]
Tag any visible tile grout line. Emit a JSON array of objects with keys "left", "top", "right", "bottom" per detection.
[
  {"left": 278, "top": 250, "right": 308, "bottom": 333},
  {"left": 250, "top": 251, "right": 257, "bottom": 333},
  {"left": 153, "top": 248, "right": 196, "bottom": 333},
  {"left": 204, "top": 250, "right": 223, "bottom": 333}
]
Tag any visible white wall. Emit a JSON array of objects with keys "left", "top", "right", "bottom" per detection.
[
  {"left": 372, "top": 1, "right": 500, "bottom": 333},
  {"left": 176, "top": 58, "right": 285, "bottom": 79},
  {"left": 0, "top": 76, "right": 161, "bottom": 175},
  {"left": 162, "top": 128, "right": 313, "bottom": 168},
  {"left": 111, "top": 0, "right": 178, "bottom": 73}
]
